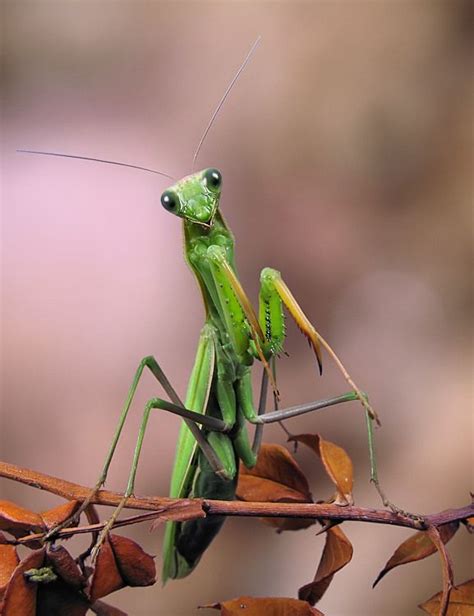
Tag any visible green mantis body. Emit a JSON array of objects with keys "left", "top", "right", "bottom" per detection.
[
  {"left": 154, "top": 169, "right": 368, "bottom": 581},
  {"left": 161, "top": 168, "right": 319, "bottom": 580},
  {"left": 76, "top": 165, "right": 372, "bottom": 583}
]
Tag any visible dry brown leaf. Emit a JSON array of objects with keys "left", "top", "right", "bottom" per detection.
[
  {"left": 0, "top": 500, "right": 45, "bottom": 537},
  {"left": 0, "top": 548, "right": 46, "bottom": 616},
  {"left": 0, "top": 540, "right": 19, "bottom": 606},
  {"left": 299, "top": 526, "right": 353, "bottom": 605},
  {"left": 109, "top": 534, "right": 156, "bottom": 587},
  {"left": 237, "top": 443, "right": 314, "bottom": 531},
  {"left": 0, "top": 544, "right": 19, "bottom": 591},
  {"left": 373, "top": 522, "right": 459, "bottom": 587},
  {"left": 288, "top": 434, "right": 354, "bottom": 505},
  {"left": 46, "top": 545, "right": 85, "bottom": 589},
  {"left": 88, "top": 538, "right": 124, "bottom": 602},
  {"left": 419, "top": 578, "right": 474, "bottom": 615},
  {"left": 89, "top": 533, "right": 155, "bottom": 602},
  {"left": 203, "top": 596, "right": 324, "bottom": 615},
  {"left": 239, "top": 444, "right": 312, "bottom": 498},
  {"left": 237, "top": 475, "right": 309, "bottom": 503},
  {"left": 40, "top": 501, "right": 81, "bottom": 530}
]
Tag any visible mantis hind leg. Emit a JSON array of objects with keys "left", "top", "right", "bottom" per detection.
[
  {"left": 91, "top": 393, "right": 239, "bottom": 560},
  {"left": 44, "top": 353, "right": 195, "bottom": 539},
  {"left": 92, "top": 324, "right": 242, "bottom": 567}
]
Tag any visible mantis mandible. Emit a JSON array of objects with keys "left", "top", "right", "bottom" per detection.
[{"left": 22, "top": 38, "right": 384, "bottom": 582}]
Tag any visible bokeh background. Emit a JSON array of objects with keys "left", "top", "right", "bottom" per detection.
[{"left": 1, "top": 2, "right": 472, "bottom": 615}]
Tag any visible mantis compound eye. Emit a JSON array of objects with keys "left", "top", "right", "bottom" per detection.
[
  {"left": 161, "top": 190, "right": 178, "bottom": 212},
  {"left": 204, "top": 168, "right": 222, "bottom": 190}
]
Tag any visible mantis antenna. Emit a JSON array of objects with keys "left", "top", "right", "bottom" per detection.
[
  {"left": 191, "top": 35, "right": 261, "bottom": 171},
  {"left": 19, "top": 37, "right": 261, "bottom": 179},
  {"left": 16, "top": 150, "right": 175, "bottom": 181}
]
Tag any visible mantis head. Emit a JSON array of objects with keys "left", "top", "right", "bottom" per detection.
[{"left": 160, "top": 168, "right": 222, "bottom": 227}]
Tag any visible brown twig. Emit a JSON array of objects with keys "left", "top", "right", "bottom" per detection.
[
  {"left": 12, "top": 510, "right": 171, "bottom": 545},
  {"left": 1, "top": 460, "right": 473, "bottom": 535}
]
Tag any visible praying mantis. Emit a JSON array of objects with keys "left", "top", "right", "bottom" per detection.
[{"left": 21, "top": 38, "right": 386, "bottom": 583}]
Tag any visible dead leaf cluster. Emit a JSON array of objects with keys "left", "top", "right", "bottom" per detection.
[
  {"left": 0, "top": 435, "right": 472, "bottom": 615},
  {"left": 0, "top": 500, "right": 155, "bottom": 615},
  {"left": 235, "top": 438, "right": 472, "bottom": 616}
]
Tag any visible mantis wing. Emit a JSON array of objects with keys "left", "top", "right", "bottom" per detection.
[{"left": 162, "top": 323, "right": 216, "bottom": 582}]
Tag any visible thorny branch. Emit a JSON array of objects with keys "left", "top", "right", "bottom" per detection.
[{"left": 2, "top": 460, "right": 473, "bottom": 539}]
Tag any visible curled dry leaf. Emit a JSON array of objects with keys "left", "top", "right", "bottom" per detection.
[
  {"left": 288, "top": 434, "right": 354, "bottom": 505},
  {"left": 0, "top": 500, "right": 45, "bottom": 537},
  {"left": 46, "top": 545, "right": 86, "bottom": 590},
  {"left": 0, "top": 542, "right": 88, "bottom": 616},
  {"left": 419, "top": 578, "right": 474, "bottom": 615},
  {"left": 238, "top": 444, "right": 312, "bottom": 499},
  {"left": 89, "top": 534, "right": 155, "bottom": 602},
  {"left": 0, "top": 548, "right": 45, "bottom": 616},
  {"left": 299, "top": 526, "right": 353, "bottom": 605},
  {"left": 203, "top": 596, "right": 324, "bottom": 615},
  {"left": 89, "top": 538, "right": 125, "bottom": 602},
  {"left": 40, "top": 501, "right": 81, "bottom": 530},
  {"left": 108, "top": 534, "right": 156, "bottom": 587},
  {"left": 373, "top": 522, "right": 459, "bottom": 588},
  {"left": 236, "top": 443, "right": 314, "bottom": 531}
]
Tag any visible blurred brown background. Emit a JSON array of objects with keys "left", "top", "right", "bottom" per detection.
[{"left": 1, "top": 2, "right": 472, "bottom": 615}]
